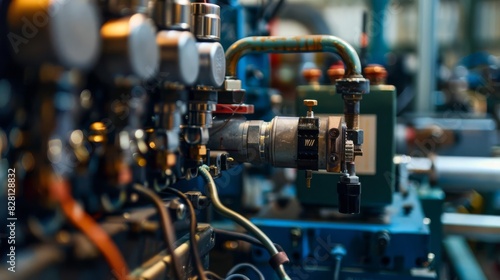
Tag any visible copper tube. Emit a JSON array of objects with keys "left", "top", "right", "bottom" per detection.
[{"left": 49, "top": 177, "right": 130, "bottom": 280}]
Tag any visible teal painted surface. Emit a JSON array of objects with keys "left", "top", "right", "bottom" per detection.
[
  {"left": 419, "top": 187, "right": 444, "bottom": 277},
  {"left": 296, "top": 84, "right": 396, "bottom": 209},
  {"left": 369, "top": 0, "right": 390, "bottom": 65},
  {"left": 443, "top": 236, "right": 487, "bottom": 280}
]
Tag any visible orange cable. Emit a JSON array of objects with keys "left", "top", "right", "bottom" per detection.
[{"left": 49, "top": 176, "right": 130, "bottom": 280}]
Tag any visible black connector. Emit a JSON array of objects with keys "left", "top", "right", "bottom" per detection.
[
  {"left": 185, "top": 191, "right": 210, "bottom": 210},
  {"left": 337, "top": 175, "right": 361, "bottom": 214}
]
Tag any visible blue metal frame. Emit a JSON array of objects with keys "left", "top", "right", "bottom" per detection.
[{"left": 251, "top": 187, "right": 437, "bottom": 279}]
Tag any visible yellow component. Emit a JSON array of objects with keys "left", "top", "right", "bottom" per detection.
[
  {"left": 89, "top": 122, "right": 107, "bottom": 143},
  {"left": 456, "top": 205, "right": 468, "bottom": 214},
  {"left": 88, "top": 135, "right": 104, "bottom": 143},
  {"left": 90, "top": 122, "right": 106, "bottom": 132},
  {"left": 137, "top": 157, "right": 147, "bottom": 167},
  {"left": 223, "top": 241, "right": 239, "bottom": 250},
  {"left": 470, "top": 191, "right": 484, "bottom": 214},
  {"left": 305, "top": 170, "right": 313, "bottom": 189},
  {"left": 303, "top": 99, "right": 318, "bottom": 108},
  {"left": 149, "top": 141, "right": 156, "bottom": 149},
  {"left": 166, "top": 152, "right": 177, "bottom": 168},
  {"left": 190, "top": 145, "right": 207, "bottom": 162}
]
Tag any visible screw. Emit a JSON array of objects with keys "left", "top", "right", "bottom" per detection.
[
  {"left": 329, "top": 128, "right": 340, "bottom": 138},
  {"left": 303, "top": 99, "right": 318, "bottom": 108},
  {"left": 303, "top": 99, "right": 318, "bottom": 118},
  {"left": 330, "top": 154, "right": 337, "bottom": 162}
]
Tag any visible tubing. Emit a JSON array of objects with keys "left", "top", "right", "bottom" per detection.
[
  {"left": 407, "top": 156, "right": 500, "bottom": 191},
  {"left": 49, "top": 178, "right": 130, "bottom": 280},
  {"left": 225, "top": 35, "right": 362, "bottom": 78},
  {"left": 198, "top": 165, "right": 292, "bottom": 280}
]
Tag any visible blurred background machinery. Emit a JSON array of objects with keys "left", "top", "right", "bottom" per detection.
[{"left": 1, "top": 0, "right": 500, "bottom": 280}]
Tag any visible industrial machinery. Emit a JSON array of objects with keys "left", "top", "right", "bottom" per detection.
[
  {"left": 246, "top": 64, "right": 437, "bottom": 280},
  {"left": 2, "top": 1, "right": 497, "bottom": 280},
  {"left": 0, "top": 0, "right": 374, "bottom": 279}
]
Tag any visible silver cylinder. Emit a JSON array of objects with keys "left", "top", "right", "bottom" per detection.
[
  {"left": 187, "top": 102, "right": 216, "bottom": 128},
  {"left": 107, "top": 0, "right": 149, "bottom": 15},
  {"left": 208, "top": 116, "right": 332, "bottom": 169},
  {"left": 157, "top": 30, "right": 199, "bottom": 85},
  {"left": 152, "top": 0, "right": 191, "bottom": 30},
  {"left": 433, "top": 156, "right": 500, "bottom": 191},
  {"left": 196, "top": 42, "right": 225, "bottom": 87},
  {"left": 7, "top": 0, "right": 101, "bottom": 70},
  {"left": 100, "top": 14, "right": 159, "bottom": 80},
  {"left": 407, "top": 156, "right": 500, "bottom": 191},
  {"left": 191, "top": 3, "right": 220, "bottom": 41}
]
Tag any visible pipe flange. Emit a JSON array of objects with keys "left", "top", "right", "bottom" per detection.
[{"left": 336, "top": 78, "right": 370, "bottom": 96}]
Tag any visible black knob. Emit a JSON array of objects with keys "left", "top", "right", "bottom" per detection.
[{"left": 337, "top": 175, "right": 361, "bottom": 214}]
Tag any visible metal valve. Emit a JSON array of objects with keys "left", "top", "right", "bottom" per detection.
[
  {"left": 302, "top": 99, "right": 318, "bottom": 188},
  {"left": 335, "top": 78, "right": 370, "bottom": 214},
  {"left": 303, "top": 99, "right": 318, "bottom": 118}
]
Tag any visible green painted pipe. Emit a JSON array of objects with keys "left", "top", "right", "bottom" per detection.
[{"left": 225, "top": 35, "right": 363, "bottom": 78}]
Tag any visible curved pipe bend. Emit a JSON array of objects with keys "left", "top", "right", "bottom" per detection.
[{"left": 225, "top": 35, "right": 362, "bottom": 78}]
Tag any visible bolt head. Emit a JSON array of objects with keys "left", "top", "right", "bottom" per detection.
[
  {"left": 329, "top": 128, "right": 340, "bottom": 138},
  {"left": 329, "top": 154, "right": 337, "bottom": 162}
]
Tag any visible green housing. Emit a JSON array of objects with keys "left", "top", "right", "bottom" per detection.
[{"left": 296, "top": 84, "right": 396, "bottom": 210}]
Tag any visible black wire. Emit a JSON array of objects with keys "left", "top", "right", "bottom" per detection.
[
  {"left": 162, "top": 187, "right": 207, "bottom": 280},
  {"left": 205, "top": 270, "right": 224, "bottom": 280},
  {"left": 132, "top": 184, "right": 183, "bottom": 280},
  {"left": 213, "top": 228, "right": 285, "bottom": 252}
]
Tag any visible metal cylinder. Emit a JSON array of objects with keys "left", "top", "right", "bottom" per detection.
[
  {"left": 7, "top": 0, "right": 101, "bottom": 69},
  {"left": 208, "top": 116, "right": 334, "bottom": 169},
  {"left": 188, "top": 103, "right": 216, "bottom": 128},
  {"left": 343, "top": 97, "right": 361, "bottom": 130},
  {"left": 152, "top": 0, "right": 191, "bottom": 30},
  {"left": 106, "top": 0, "right": 149, "bottom": 15},
  {"left": 100, "top": 14, "right": 159, "bottom": 80},
  {"left": 157, "top": 30, "right": 199, "bottom": 85},
  {"left": 187, "top": 90, "right": 217, "bottom": 128},
  {"left": 196, "top": 42, "right": 226, "bottom": 87},
  {"left": 407, "top": 156, "right": 500, "bottom": 191},
  {"left": 191, "top": 3, "right": 221, "bottom": 41}
]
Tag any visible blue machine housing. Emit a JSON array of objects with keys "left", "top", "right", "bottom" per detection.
[{"left": 251, "top": 187, "right": 436, "bottom": 279}]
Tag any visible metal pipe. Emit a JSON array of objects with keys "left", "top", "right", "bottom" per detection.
[
  {"left": 442, "top": 213, "right": 500, "bottom": 242},
  {"left": 407, "top": 156, "right": 500, "bottom": 191},
  {"left": 225, "top": 35, "right": 363, "bottom": 78},
  {"left": 416, "top": 0, "right": 438, "bottom": 112},
  {"left": 443, "top": 236, "right": 487, "bottom": 280},
  {"left": 208, "top": 116, "right": 336, "bottom": 170}
]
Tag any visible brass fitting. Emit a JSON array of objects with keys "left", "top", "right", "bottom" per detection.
[
  {"left": 303, "top": 99, "right": 318, "bottom": 118},
  {"left": 190, "top": 144, "right": 207, "bottom": 162},
  {"left": 88, "top": 122, "right": 107, "bottom": 143}
]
